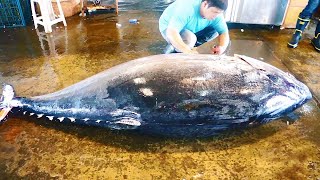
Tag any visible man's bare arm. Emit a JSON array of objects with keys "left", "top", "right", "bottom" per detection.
[{"left": 212, "top": 32, "right": 230, "bottom": 55}]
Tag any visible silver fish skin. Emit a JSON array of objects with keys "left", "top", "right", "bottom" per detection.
[{"left": 0, "top": 54, "right": 312, "bottom": 137}]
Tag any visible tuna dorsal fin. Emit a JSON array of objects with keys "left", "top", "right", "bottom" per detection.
[{"left": 234, "top": 54, "right": 266, "bottom": 71}]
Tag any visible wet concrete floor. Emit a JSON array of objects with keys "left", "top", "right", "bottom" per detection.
[{"left": 0, "top": 10, "right": 319, "bottom": 179}]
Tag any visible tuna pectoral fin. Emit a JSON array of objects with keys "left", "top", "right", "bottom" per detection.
[
  {"left": 111, "top": 118, "right": 142, "bottom": 130},
  {"left": 0, "top": 107, "right": 11, "bottom": 122},
  {"left": 115, "top": 118, "right": 141, "bottom": 126}
]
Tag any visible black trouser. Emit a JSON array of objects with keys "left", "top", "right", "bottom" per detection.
[{"left": 195, "top": 26, "right": 218, "bottom": 47}]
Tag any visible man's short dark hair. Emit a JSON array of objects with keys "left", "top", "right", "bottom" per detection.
[{"left": 203, "top": 0, "right": 228, "bottom": 11}]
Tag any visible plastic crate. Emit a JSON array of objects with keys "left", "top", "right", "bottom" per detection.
[{"left": 0, "top": 0, "right": 31, "bottom": 28}]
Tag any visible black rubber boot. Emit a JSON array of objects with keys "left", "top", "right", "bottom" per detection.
[
  {"left": 288, "top": 17, "right": 310, "bottom": 48},
  {"left": 311, "top": 22, "right": 320, "bottom": 52}
]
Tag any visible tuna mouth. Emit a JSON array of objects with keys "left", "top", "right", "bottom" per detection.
[
  {"left": 261, "top": 85, "right": 312, "bottom": 122},
  {"left": 291, "top": 83, "right": 313, "bottom": 108}
]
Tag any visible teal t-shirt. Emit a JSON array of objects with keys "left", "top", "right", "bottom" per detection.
[{"left": 159, "top": 0, "right": 228, "bottom": 34}]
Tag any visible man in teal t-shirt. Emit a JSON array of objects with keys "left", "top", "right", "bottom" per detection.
[{"left": 159, "top": 0, "right": 229, "bottom": 54}]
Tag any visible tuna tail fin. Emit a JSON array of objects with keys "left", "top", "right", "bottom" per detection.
[{"left": 0, "top": 84, "right": 15, "bottom": 122}]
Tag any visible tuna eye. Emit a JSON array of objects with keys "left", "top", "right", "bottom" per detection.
[{"left": 266, "top": 74, "right": 278, "bottom": 82}]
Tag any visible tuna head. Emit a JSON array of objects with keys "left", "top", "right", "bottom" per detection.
[{"left": 236, "top": 55, "right": 312, "bottom": 121}]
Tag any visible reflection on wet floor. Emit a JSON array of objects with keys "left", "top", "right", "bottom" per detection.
[
  {"left": 36, "top": 28, "right": 68, "bottom": 57},
  {"left": 0, "top": 9, "right": 319, "bottom": 179}
]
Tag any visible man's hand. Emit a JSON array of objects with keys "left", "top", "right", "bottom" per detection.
[
  {"left": 212, "top": 32, "right": 229, "bottom": 55},
  {"left": 211, "top": 45, "right": 226, "bottom": 55},
  {"left": 187, "top": 47, "right": 199, "bottom": 54}
]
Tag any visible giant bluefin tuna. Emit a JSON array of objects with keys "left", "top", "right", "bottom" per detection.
[{"left": 0, "top": 54, "right": 312, "bottom": 137}]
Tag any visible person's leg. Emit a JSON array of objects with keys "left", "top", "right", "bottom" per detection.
[
  {"left": 194, "top": 26, "right": 218, "bottom": 47},
  {"left": 161, "top": 29, "right": 197, "bottom": 54},
  {"left": 288, "top": 0, "right": 320, "bottom": 48},
  {"left": 161, "top": 30, "right": 176, "bottom": 54},
  {"left": 311, "top": 21, "right": 320, "bottom": 52},
  {"left": 180, "top": 29, "right": 197, "bottom": 49},
  {"left": 300, "top": 0, "right": 320, "bottom": 17}
]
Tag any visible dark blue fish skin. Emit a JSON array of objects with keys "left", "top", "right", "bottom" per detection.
[{"left": 10, "top": 54, "right": 312, "bottom": 137}]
